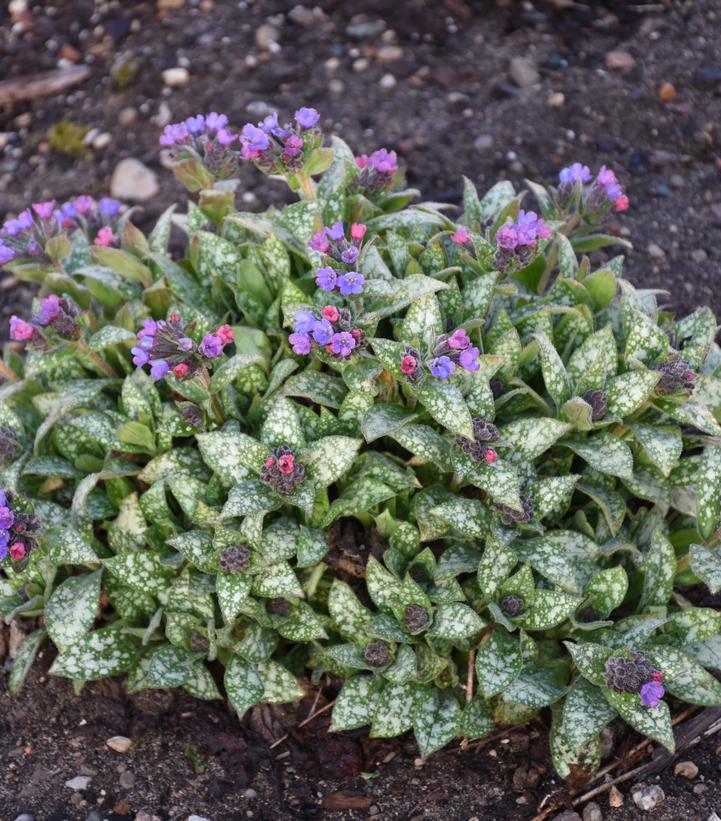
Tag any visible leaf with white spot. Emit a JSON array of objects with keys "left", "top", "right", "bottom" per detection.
[
  {"left": 475, "top": 626, "right": 522, "bottom": 697},
  {"left": 567, "top": 325, "right": 617, "bottom": 392},
  {"left": 647, "top": 646, "right": 721, "bottom": 706},
  {"left": 253, "top": 562, "right": 303, "bottom": 599},
  {"left": 50, "top": 627, "right": 137, "bottom": 681},
  {"left": 412, "top": 378, "right": 473, "bottom": 439},
  {"left": 532, "top": 475, "right": 578, "bottom": 520},
  {"left": 282, "top": 370, "right": 348, "bottom": 408},
  {"left": 221, "top": 480, "right": 281, "bottom": 519},
  {"left": 9, "top": 628, "right": 47, "bottom": 694},
  {"left": 461, "top": 696, "right": 494, "bottom": 739},
  {"left": 196, "top": 429, "right": 265, "bottom": 485},
  {"left": 429, "top": 602, "right": 484, "bottom": 642},
  {"left": 224, "top": 655, "right": 264, "bottom": 718},
  {"left": 277, "top": 601, "right": 328, "bottom": 641},
  {"left": 523, "top": 589, "right": 580, "bottom": 631},
  {"left": 258, "top": 660, "right": 305, "bottom": 703},
  {"left": 329, "top": 580, "right": 372, "bottom": 640},
  {"left": 478, "top": 538, "right": 517, "bottom": 600},
  {"left": 322, "top": 477, "right": 397, "bottom": 526},
  {"left": 371, "top": 681, "right": 418, "bottom": 738},
  {"left": 303, "top": 435, "right": 362, "bottom": 489},
  {"left": 564, "top": 433, "right": 633, "bottom": 480},
  {"left": 640, "top": 530, "right": 676, "bottom": 609},
  {"left": 216, "top": 572, "right": 251, "bottom": 624},
  {"left": 499, "top": 418, "right": 570, "bottom": 460},
  {"left": 583, "top": 566, "right": 628, "bottom": 618},
  {"left": 577, "top": 481, "right": 626, "bottom": 536},
  {"left": 605, "top": 370, "right": 660, "bottom": 417},
  {"left": 260, "top": 396, "right": 305, "bottom": 449},
  {"left": 515, "top": 535, "right": 595, "bottom": 594},
  {"left": 167, "top": 530, "right": 217, "bottom": 573},
  {"left": 564, "top": 641, "right": 612, "bottom": 687},
  {"left": 602, "top": 686, "right": 674, "bottom": 752},
  {"left": 534, "top": 333, "right": 572, "bottom": 406},
  {"left": 331, "top": 675, "right": 384, "bottom": 731},
  {"left": 45, "top": 526, "right": 99, "bottom": 564},
  {"left": 624, "top": 308, "right": 669, "bottom": 364},
  {"left": 689, "top": 544, "right": 721, "bottom": 594},
  {"left": 296, "top": 525, "right": 328, "bottom": 567},
  {"left": 696, "top": 446, "right": 721, "bottom": 540},
  {"left": 664, "top": 608, "right": 721, "bottom": 646},
  {"left": 400, "top": 293, "right": 444, "bottom": 347},
  {"left": 104, "top": 552, "right": 175, "bottom": 594},
  {"left": 506, "top": 665, "right": 567, "bottom": 707},
  {"left": 413, "top": 686, "right": 462, "bottom": 757},
  {"left": 630, "top": 424, "right": 682, "bottom": 477},
  {"left": 365, "top": 556, "right": 403, "bottom": 613},
  {"left": 361, "top": 404, "right": 418, "bottom": 443},
  {"left": 45, "top": 569, "right": 102, "bottom": 651}
]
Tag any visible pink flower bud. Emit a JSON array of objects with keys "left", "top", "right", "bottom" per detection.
[
  {"left": 321, "top": 305, "right": 340, "bottom": 323},
  {"left": 216, "top": 324, "right": 234, "bottom": 345},
  {"left": 278, "top": 454, "right": 295, "bottom": 474},
  {"left": 265, "top": 456, "right": 276, "bottom": 468},
  {"left": 451, "top": 226, "right": 469, "bottom": 245},
  {"left": 614, "top": 195, "right": 629, "bottom": 212},
  {"left": 94, "top": 226, "right": 115, "bottom": 247},
  {"left": 9, "top": 316, "right": 35, "bottom": 341},
  {"left": 484, "top": 448, "right": 498, "bottom": 465},
  {"left": 351, "top": 223, "right": 367, "bottom": 241},
  {"left": 10, "top": 542, "right": 26, "bottom": 561},
  {"left": 401, "top": 355, "right": 417, "bottom": 374},
  {"left": 172, "top": 363, "right": 189, "bottom": 378}
]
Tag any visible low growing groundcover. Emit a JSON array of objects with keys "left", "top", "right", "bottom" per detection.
[{"left": 1, "top": 108, "right": 720, "bottom": 774}]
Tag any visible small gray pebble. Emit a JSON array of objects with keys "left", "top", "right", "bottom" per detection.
[
  {"left": 244, "top": 788, "right": 258, "bottom": 799},
  {"left": 582, "top": 802, "right": 603, "bottom": 821},
  {"left": 120, "top": 770, "right": 136, "bottom": 789},
  {"left": 14, "top": 815, "right": 35, "bottom": 821}
]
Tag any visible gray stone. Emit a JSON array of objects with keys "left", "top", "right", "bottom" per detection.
[
  {"left": 379, "top": 73, "right": 397, "bottom": 90},
  {"left": 509, "top": 56, "right": 540, "bottom": 87},
  {"left": 553, "top": 812, "right": 581, "bottom": 821},
  {"left": 244, "top": 788, "right": 258, "bottom": 799},
  {"left": 377, "top": 45, "right": 403, "bottom": 62},
  {"left": 134, "top": 812, "right": 162, "bottom": 821},
  {"left": 120, "top": 770, "right": 136, "bottom": 789},
  {"left": 582, "top": 802, "right": 603, "bottom": 821},
  {"left": 65, "top": 775, "right": 91, "bottom": 791},
  {"left": 110, "top": 158, "right": 159, "bottom": 201},
  {"left": 631, "top": 785, "right": 665, "bottom": 811},
  {"left": 255, "top": 23, "right": 280, "bottom": 50},
  {"left": 474, "top": 134, "right": 494, "bottom": 151},
  {"left": 107, "top": 735, "right": 133, "bottom": 753},
  {"left": 346, "top": 16, "right": 386, "bottom": 39},
  {"left": 647, "top": 242, "right": 665, "bottom": 260},
  {"left": 187, "top": 816, "right": 212, "bottom": 821},
  {"left": 13, "top": 815, "right": 35, "bottom": 821},
  {"left": 691, "top": 249, "right": 708, "bottom": 264}
]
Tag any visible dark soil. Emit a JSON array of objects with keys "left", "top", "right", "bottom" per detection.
[{"left": 2, "top": 1, "right": 721, "bottom": 819}]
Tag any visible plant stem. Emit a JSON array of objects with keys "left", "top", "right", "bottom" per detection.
[
  {"left": 74, "top": 340, "right": 120, "bottom": 378},
  {"left": 0, "top": 360, "right": 19, "bottom": 384},
  {"left": 296, "top": 172, "right": 317, "bottom": 203}
]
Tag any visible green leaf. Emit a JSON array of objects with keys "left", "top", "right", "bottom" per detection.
[
  {"left": 564, "top": 641, "right": 612, "bottom": 687},
  {"left": 500, "top": 418, "right": 570, "bottom": 460},
  {"left": 87, "top": 325, "right": 136, "bottom": 352},
  {"left": 361, "top": 404, "right": 418, "bottom": 443},
  {"left": 322, "top": 477, "right": 397, "bottom": 526},
  {"left": 413, "top": 378, "right": 473, "bottom": 439},
  {"left": 253, "top": 562, "right": 303, "bottom": 598},
  {"left": 45, "top": 570, "right": 102, "bottom": 651},
  {"left": 689, "top": 544, "right": 721, "bottom": 594},
  {"left": 583, "top": 567, "right": 628, "bottom": 618},
  {"left": 564, "top": 433, "right": 633, "bottom": 480},
  {"left": 260, "top": 396, "right": 304, "bottom": 449},
  {"left": 556, "top": 233, "right": 579, "bottom": 279},
  {"left": 296, "top": 525, "right": 328, "bottom": 567},
  {"left": 506, "top": 665, "right": 567, "bottom": 707},
  {"left": 303, "top": 435, "right": 362, "bottom": 489},
  {"left": 413, "top": 687, "right": 461, "bottom": 757},
  {"left": 50, "top": 627, "right": 137, "bottom": 680},
  {"left": 605, "top": 370, "right": 660, "bottom": 417},
  {"left": 197, "top": 430, "right": 262, "bottom": 485},
  {"left": 222, "top": 480, "right": 281, "bottom": 519},
  {"left": 216, "top": 572, "right": 251, "bottom": 624},
  {"left": 567, "top": 325, "right": 617, "bottom": 392},
  {"left": 46, "top": 526, "right": 99, "bottom": 564},
  {"left": 534, "top": 333, "right": 572, "bottom": 407},
  {"left": 648, "top": 647, "right": 721, "bottom": 706},
  {"left": 629, "top": 424, "right": 682, "bottom": 477},
  {"left": 328, "top": 580, "right": 372, "bottom": 640},
  {"left": 475, "top": 626, "right": 522, "bottom": 697},
  {"left": 696, "top": 446, "right": 721, "bottom": 540},
  {"left": 370, "top": 681, "right": 418, "bottom": 738},
  {"left": 167, "top": 530, "right": 217, "bottom": 573},
  {"left": 9, "top": 628, "right": 47, "bottom": 694},
  {"left": 429, "top": 602, "right": 484, "bottom": 642},
  {"left": 331, "top": 675, "right": 384, "bottom": 731},
  {"left": 602, "top": 686, "right": 675, "bottom": 752},
  {"left": 210, "top": 354, "right": 266, "bottom": 394},
  {"left": 479, "top": 181, "right": 515, "bottom": 221},
  {"left": 283, "top": 370, "right": 348, "bottom": 409},
  {"left": 224, "top": 655, "right": 264, "bottom": 718},
  {"left": 461, "top": 696, "right": 494, "bottom": 739},
  {"left": 104, "top": 552, "right": 175, "bottom": 595},
  {"left": 257, "top": 660, "right": 305, "bottom": 703},
  {"left": 641, "top": 530, "right": 676, "bottom": 609},
  {"left": 478, "top": 538, "right": 517, "bottom": 600},
  {"left": 524, "top": 589, "right": 580, "bottom": 630},
  {"left": 400, "top": 293, "right": 444, "bottom": 346}
]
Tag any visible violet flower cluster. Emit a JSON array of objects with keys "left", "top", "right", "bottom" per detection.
[
  {"left": 352, "top": 148, "right": 399, "bottom": 194},
  {"left": 9, "top": 294, "right": 81, "bottom": 347},
  {"left": 160, "top": 112, "right": 240, "bottom": 179},
  {"left": 132, "top": 314, "right": 234, "bottom": 381},
  {"left": 260, "top": 445, "right": 305, "bottom": 495},
  {"left": 604, "top": 651, "right": 665, "bottom": 708},
  {"left": 558, "top": 162, "right": 629, "bottom": 213},
  {"left": 400, "top": 328, "right": 481, "bottom": 383},
  {"left": 0, "top": 490, "right": 41, "bottom": 563},
  {"left": 289, "top": 306, "right": 364, "bottom": 360},
  {"left": 310, "top": 221, "right": 367, "bottom": 268},
  {"left": 239, "top": 107, "right": 321, "bottom": 172},
  {"left": 494, "top": 209, "right": 551, "bottom": 269}
]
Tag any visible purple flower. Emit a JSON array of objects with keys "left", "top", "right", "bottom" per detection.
[
  {"left": 559, "top": 162, "right": 592, "bottom": 186},
  {"left": 74, "top": 195, "right": 94, "bottom": 215},
  {"left": 132, "top": 345, "right": 150, "bottom": 367},
  {"left": 330, "top": 331, "right": 356, "bottom": 357},
  {"left": 0, "top": 505, "right": 14, "bottom": 530},
  {"left": 0, "top": 532, "right": 9, "bottom": 555},
  {"left": 368, "top": 148, "right": 398, "bottom": 174},
  {"left": 36, "top": 294, "right": 62, "bottom": 326},
  {"left": 54, "top": 201, "right": 78, "bottom": 226},
  {"left": 32, "top": 200, "right": 56, "bottom": 220},
  {"left": 141, "top": 318, "right": 159, "bottom": 337},
  {"left": 283, "top": 134, "right": 304, "bottom": 158},
  {"left": 261, "top": 112, "right": 291, "bottom": 139},
  {"left": 205, "top": 112, "right": 229, "bottom": 133},
  {"left": 199, "top": 333, "right": 223, "bottom": 358},
  {"left": 430, "top": 356, "right": 456, "bottom": 380},
  {"left": 315, "top": 266, "right": 338, "bottom": 291},
  {"left": 311, "top": 319, "right": 334, "bottom": 345},
  {"left": 516, "top": 210, "right": 550, "bottom": 244},
  {"left": 496, "top": 224, "right": 519, "bottom": 250},
  {"left": 176, "top": 336, "right": 194, "bottom": 352},
  {"left": 289, "top": 331, "right": 312, "bottom": 355},
  {"left": 338, "top": 272, "right": 365, "bottom": 296},
  {"left": 0, "top": 242, "right": 14, "bottom": 266},
  {"left": 459, "top": 346, "right": 481, "bottom": 372},
  {"left": 159, "top": 122, "right": 189, "bottom": 147},
  {"left": 137, "top": 334, "right": 155, "bottom": 351},
  {"left": 9, "top": 316, "right": 35, "bottom": 341},
  {"left": 295, "top": 107, "right": 320, "bottom": 129},
  {"left": 639, "top": 680, "right": 664, "bottom": 708},
  {"left": 596, "top": 166, "right": 623, "bottom": 200},
  {"left": 185, "top": 114, "right": 206, "bottom": 135},
  {"left": 216, "top": 128, "right": 236, "bottom": 147},
  {"left": 293, "top": 309, "right": 317, "bottom": 334},
  {"left": 241, "top": 123, "right": 271, "bottom": 152},
  {"left": 0, "top": 490, "right": 6, "bottom": 508},
  {"left": 98, "top": 197, "right": 121, "bottom": 217},
  {"left": 341, "top": 246, "right": 359, "bottom": 265},
  {"left": 150, "top": 359, "right": 170, "bottom": 380},
  {"left": 326, "top": 221, "right": 345, "bottom": 241},
  {"left": 448, "top": 329, "right": 470, "bottom": 350},
  {"left": 309, "top": 231, "right": 330, "bottom": 253}
]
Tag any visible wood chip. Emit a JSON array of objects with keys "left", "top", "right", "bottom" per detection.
[
  {"left": 322, "top": 792, "right": 373, "bottom": 810},
  {"left": 674, "top": 760, "right": 699, "bottom": 779},
  {"left": 0, "top": 66, "right": 91, "bottom": 106},
  {"left": 608, "top": 786, "right": 624, "bottom": 807}
]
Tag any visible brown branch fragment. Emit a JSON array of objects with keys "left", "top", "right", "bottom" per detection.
[{"left": 0, "top": 66, "right": 91, "bottom": 106}]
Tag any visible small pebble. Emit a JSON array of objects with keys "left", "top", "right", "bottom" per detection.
[
  {"left": 669, "top": 174, "right": 685, "bottom": 189},
  {"left": 582, "top": 802, "right": 603, "bottom": 821},
  {"left": 379, "top": 73, "right": 397, "bottom": 90},
  {"left": 608, "top": 786, "right": 623, "bottom": 807},
  {"left": 694, "top": 783, "right": 709, "bottom": 795},
  {"left": 659, "top": 82, "right": 676, "bottom": 101},
  {"left": 647, "top": 242, "right": 665, "bottom": 260},
  {"left": 254, "top": 23, "right": 279, "bottom": 50},
  {"left": 353, "top": 58, "right": 369, "bottom": 72},
  {"left": 65, "top": 776, "right": 92, "bottom": 791},
  {"left": 118, "top": 107, "right": 138, "bottom": 126},
  {"left": 548, "top": 91, "right": 565, "bottom": 108},
  {"left": 675, "top": 760, "right": 699, "bottom": 779},
  {"left": 631, "top": 784, "right": 665, "bottom": 812},
  {"left": 474, "top": 134, "right": 494, "bottom": 151},
  {"left": 552, "top": 812, "right": 581, "bottom": 821},
  {"left": 369, "top": 807, "right": 380, "bottom": 817},
  {"left": 187, "top": 816, "right": 212, "bottom": 821},
  {"left": 691, "top": 249, "right": 708, "bottom": 264},
  {"left": 120, "top": 771, "right": 136, "bottom": 789},
  {"left": 377, "top": 45, "right": 403, "bottom": 62},
  {"left": 110, "top": 158, "right": 159, "bottom": 201},
  {"left": 92, "top": 132, "right": 112, "bottom": 150},
  {"left": 509, "top": 55, "right": 539, "bottom": 87},
  {"left": 13, "top": 815, "right": 35, "bottom": 821},
  {"left": 107, "top": 736, "right": 133, "bottom": 753},
  {"left": 244, "top": 788, "right": 258, "bottom": 799},
  {"left": 605, "top": 50, "right": 636, "bottom": 70},
  {"left": 162, "top": 67, "right": 189, "bottom": 87}
]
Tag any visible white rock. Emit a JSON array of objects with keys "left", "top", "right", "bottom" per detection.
[
  {"left": 509, "top": 56, "right": 539, "bottom": 87},
  {"left": 631, "top": 785, "right": 665, "bottom": 811},
  {"left": 255, "top": 23, "right": 279, "bottom": 50},
  {"left": 187, "top": 816, "right": 212, "bottom": 821},
  {"left": 647, "top": 242, "right": 665, "bottom": 260},
  {"left": 110, "top": 158, "right": 159, "bottom": 201},
  {"left": 162, "top": 67, "right": 189, "bottom": 87},
  {"left": 474, "top": 134, "right": 494, "bottom": 151},
  {"left": 92, "top": 132, "right": 112, "bottom": 150},
  {"left": 65, "top": 776, "right": 91, "bottom": 791},
  {"left": 106, "top": 735, "right": 132, "bottom": 753},
  {"left": 379, "top": 73, "right": 397, "bottom": 90},
  {"left": 377, "top": 45, "right": 403, "bottom": 62}
]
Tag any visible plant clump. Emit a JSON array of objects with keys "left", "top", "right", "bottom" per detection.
[{"left": 1, "top": 108, "right": 721, "bottom": 775}]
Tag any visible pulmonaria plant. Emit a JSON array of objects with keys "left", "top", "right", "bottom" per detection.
[{"left": 2, "top": 107, "right": 721, "bottom": 777}]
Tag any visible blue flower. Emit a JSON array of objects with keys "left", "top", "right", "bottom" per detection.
[
  {"left": 315, "top": 266, "right": 338, "bottom": 292},
  {"left": 430, "top": 356, "right": 456, "bottom": 380},
  {"left": 311, "top": 319, "right": 334, "bottom": 345},
  {"left": 295, "top": 107, "right": 320, "bottom": 130},
  {"left": 293, "top": 309, "right": 317, "bottom": 334},
  {"left": 338, "top": 272, "right": 365, "bottom": 296}
]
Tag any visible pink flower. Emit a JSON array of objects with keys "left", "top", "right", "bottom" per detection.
[
  {"left": 9, "top": 542, "right": 26, "bottom": 561},
  {"left": 278, "top": 453, "right": 295, "bottom": 474},
  {"left": 322, "top": 305, "right": 340, "bottom": 323},
  {"left": 484, "top": 448, "right": 498, "bottom": 465},
  {"left": 172, "top": 363, "right": 189, "bottom": 378},
  {"left": 32, "top": 200, "right": 55, "bottom": 220},
  {"left": 9, "top": 316, "right": 35, "bottom": 341},
  {"left": 451, "top": 226, "right": 469, "bottom": 245},
  {"left": 74, "top": 195, "right": 94, "bottom": 215},
  {"left": 216, "top": 324, "right": 234, "bottom": 345},
  {"left": 401, "top": 354, "right": 417, "bottom": 374},
  {"left": 351, "top": 223, "right": 367, "bottom": 241},
  {"left": 355, "top": 155, "right": 369, "bottom": 169},
  {"left": 265, "top": 455, "right": 276, "bottom": 468},
  {"left": 94, "top": 226, "right": 115, "bottom": 247},
  {"left": 614, "top": 195, "right": 629, "bottom": 212},
  {"left": 309, "top": 231, "right": 330, "bottom": 253}
]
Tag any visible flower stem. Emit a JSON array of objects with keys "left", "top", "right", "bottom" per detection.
[
  {"left": 74, "top": 340, "right": 120, "bottom": 378},
  {"left": 0, "top": 360, "right": 19, "bottom": 384},
  {"left": 296, "top": 172, "right": 317, "bottom": 203}
]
